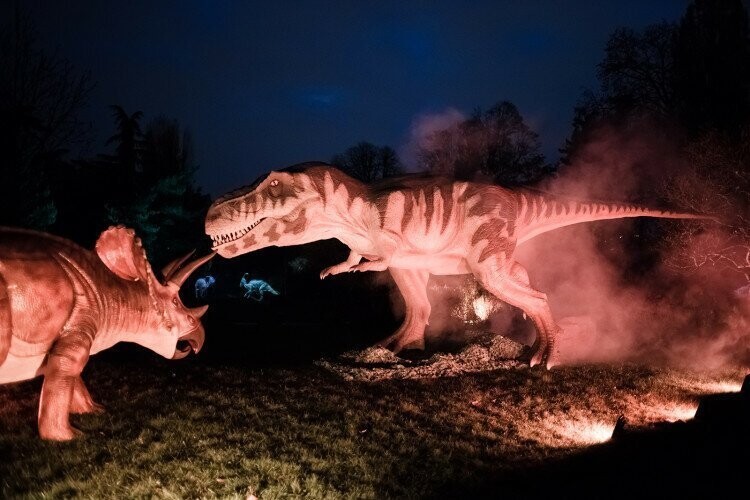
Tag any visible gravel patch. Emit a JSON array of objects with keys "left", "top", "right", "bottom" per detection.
[{"left": 316, "top": 333, "right": 529, "bottom": 381}]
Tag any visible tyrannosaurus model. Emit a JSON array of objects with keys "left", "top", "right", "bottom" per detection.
[
  {"left": 0, "top": 225, "right": 214, "bottom": 440},
  {"left": 205, "top": 163, "right": 710, "bottom": 369}
]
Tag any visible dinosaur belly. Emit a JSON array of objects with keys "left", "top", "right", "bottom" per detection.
[
  {"left": 0, "top": 336, "right": 50, "bottom": 383},
  {"left": 390, "top": 253, "right": 471, "bottom": 275}
]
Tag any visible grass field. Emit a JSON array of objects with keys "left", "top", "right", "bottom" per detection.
[{"left": 1, "top": 341, "right": 748, "bottom": 499}]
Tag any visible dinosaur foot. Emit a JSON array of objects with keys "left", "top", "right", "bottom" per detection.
[
  {"left": 70, "top": 400, "right": 105, "bottom": 415},
  {"left": 528, "top": 343, "right": 558, "bottom": 370},
  {"left": 39, "top": 424, "right": 83, "bottom": 441},
  {"left": 527, "top": 338, "right": 549, "bottom": 369},
  {"left": 70, "top": 381, "right": 106, "bottom": 414},
  {"left": 376, "top": 332, "right": 425, "bottom": 354}
]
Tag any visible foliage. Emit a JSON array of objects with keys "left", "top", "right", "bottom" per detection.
[
  {"left": 99, "top": 110, "right": 210, "bottom": 265},
  {"left": 418, "top": 101, "right": 551, "bottom": 186},
  {"left": 674, "top": 0, "right": 750, "bottom": 135},
  {"left": 331, "top": 142, "right": 403, "bottom": 183},
  {"left": 662, "top": 128, "right": 750, "bottom": 283},
  {"left": 563, "top": 0, "right": 750, "bottom": 165},
  {"left": 561, "top": 0, "right": 750, "bottom": 294},
  {"left": 598, "top": 22, "right": 678, "bottom": 119}
]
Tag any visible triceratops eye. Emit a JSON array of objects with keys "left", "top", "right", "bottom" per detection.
[{"left": 172, "top": 297, "right": 179, "bottom": 307}]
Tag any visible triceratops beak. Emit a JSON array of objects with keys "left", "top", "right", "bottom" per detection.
[
  {"left": 168, "top": 251, "right": 217, "bottom": 287},
  {"left": 191, "top": 304, "right": 209, "bottom": 318},
  {"left": 172, "top": 325, "right": 206, "bottom": 359}
]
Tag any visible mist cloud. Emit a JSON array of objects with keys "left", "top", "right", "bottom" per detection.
[{"left": 398, "top": 108, "right": 466, "bottom": 171}]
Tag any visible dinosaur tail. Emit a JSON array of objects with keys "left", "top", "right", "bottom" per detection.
[
  {"left": 514, "top": 190, "right": 716, "bottom": 245},
  {"left": 0, "top": 273, "right": 10, "bottom": 366}
]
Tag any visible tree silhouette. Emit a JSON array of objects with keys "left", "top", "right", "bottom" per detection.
[
  {"left": 563, "top": 0, "right": 750, "bottom": 163},
  {"left": 598, "top": 22, "right": 678, "bottom": 119},
  {"left": 331, "top": 141, "right": 404, "bottom": 183},
  {"left": 99, "top": 111, "right": 210, "bottom": 265},
  {"left": 418, "top": 101, "right": 549, "bottom": 185},
  {"left": 560, "top": 0, "right": 750, "bottom": 295},
  {"left": 662, "top": 127, "right": 750, "bottom": 285},
  {"left": 101, "top": 105, "right": 144, "bottom": 193},
  {"left": 674, "top": 0, "right": 750, "bottom": 135},
  {"left": 0, "top": 7, "right": 92, "bottom": 229},
  {"left": 142, "top": 116, "right": 194, "bottom": 181}
]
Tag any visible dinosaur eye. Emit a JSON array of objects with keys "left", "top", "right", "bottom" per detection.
[
  {"left": 269, "top": 178, "right": 282, "bottom": 197},
  {"left": 172, "top": 297, "right": 179, "bottom": 307}
]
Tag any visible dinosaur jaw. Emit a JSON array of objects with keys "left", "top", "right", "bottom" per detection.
[
  {"left": 210, "top": 214, "right": 290, "bottom": 257},
  {"left": 172, "top": 326, "right": 205, "bottom": 359},
  {"left": 208, "top": 202, "right": 313, "bottom": 257},
  {"left": 209, "top": 217, "right": 265, "bottom": 248}
]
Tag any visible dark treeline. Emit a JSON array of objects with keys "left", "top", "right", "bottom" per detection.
[
  {"left": 0, "top": 10, "right": 210, "bottom": 267},
  {"left": 1, "top": 0, "right": 748, "bottom": 288},
  {"left": 560, "top": 0, "right": 750, "bottom": 288}
]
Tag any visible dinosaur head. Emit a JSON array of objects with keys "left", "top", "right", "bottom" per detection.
[
  {"left": 95, "top": 226, "right": 214, "bottom": 359},
  {"left": 205, "top": 167, "right": 322, "bottom": 257}
]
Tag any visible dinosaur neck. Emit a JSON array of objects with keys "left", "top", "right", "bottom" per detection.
[
  {"left": 307, "top": 170, "right": 374, "bottom": 246},
  {"left": 96, "top": 280, "right": 165, "bottom": 352}
]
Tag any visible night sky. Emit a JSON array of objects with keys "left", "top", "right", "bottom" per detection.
[{"left": 14, "top": 0, "right": 688, "bottom": 197}]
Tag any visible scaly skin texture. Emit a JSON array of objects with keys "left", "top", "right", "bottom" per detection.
[
  {"left": 205, "top": 163, "right": 711, "bottom": 369},
  {"left": 0, "top": 226, "right": 214, "bottom": 440}
]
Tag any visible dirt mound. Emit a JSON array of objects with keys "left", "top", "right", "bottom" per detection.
[{"left": 316, "top": 334, "right": 528, "bottom": 381}]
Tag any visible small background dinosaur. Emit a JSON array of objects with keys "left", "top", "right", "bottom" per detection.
[{"left": 239, "top": 274, "right": 280, "bottom": 301}]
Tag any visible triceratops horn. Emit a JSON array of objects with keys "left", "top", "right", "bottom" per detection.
[
  {"left": 161, "top": 250, "right": 196, "bottom": 282},
  {"left": 169, "top": 251, "right": 217, "bottom": 287},
  {"left": 191, "top": 304, "right": 209, "bottom": 318}
]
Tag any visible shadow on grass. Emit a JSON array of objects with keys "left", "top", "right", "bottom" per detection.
[
  {"left": 2, "top": 327, "right": 746, "bottom": 498},
  {"left": 436, "top": 389, "right": 750, "bottom": 499}
]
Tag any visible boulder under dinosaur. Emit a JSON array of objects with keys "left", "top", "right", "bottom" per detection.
[
  {"left": 205, "top": 162, "right": 712, "bottom": 369},
  {"left": 0, "top": 225, "right": 214, "bottom": 440}
]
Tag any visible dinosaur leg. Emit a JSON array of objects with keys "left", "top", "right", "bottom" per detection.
[
  {"left": 70, "top": 376, "right": 105, "bottom": 414},
  {"left": 38, "top": 330, "right": 92, "bottom": 440},
  {"left": 0, "top": 273, "right": 11, "bottom": 367},
  {"left": 378, "top": 268, "right": 430, "bottom": 353},
  {"left": 474, "top": 262, "right": 558, "bottom": 369}
]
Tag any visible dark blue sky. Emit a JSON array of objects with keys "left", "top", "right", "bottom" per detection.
[{"left": 16, "top": 0, "right": 688, "bottom": 196}]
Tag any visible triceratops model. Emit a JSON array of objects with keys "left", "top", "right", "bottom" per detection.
[
  {"left": 205, "top": 163, "right": 711, "bottom": 369},
  {"left": 0, "top": 225, "right": 214, "bottom": 440}
]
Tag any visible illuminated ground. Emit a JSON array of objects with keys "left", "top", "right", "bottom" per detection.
[{"left": 0, "top": 343, "right": 747, "bottom": 499}]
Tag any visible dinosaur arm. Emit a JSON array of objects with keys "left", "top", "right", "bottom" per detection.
[
  {"left": 348, "top": 232, "right": 399, "bottom": 273},
  {"left": 349, "top": 258, "right": 391, "bottom": 273},
  {"left": 320, "top": 250, "right": 363, "bottom": 279}
]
